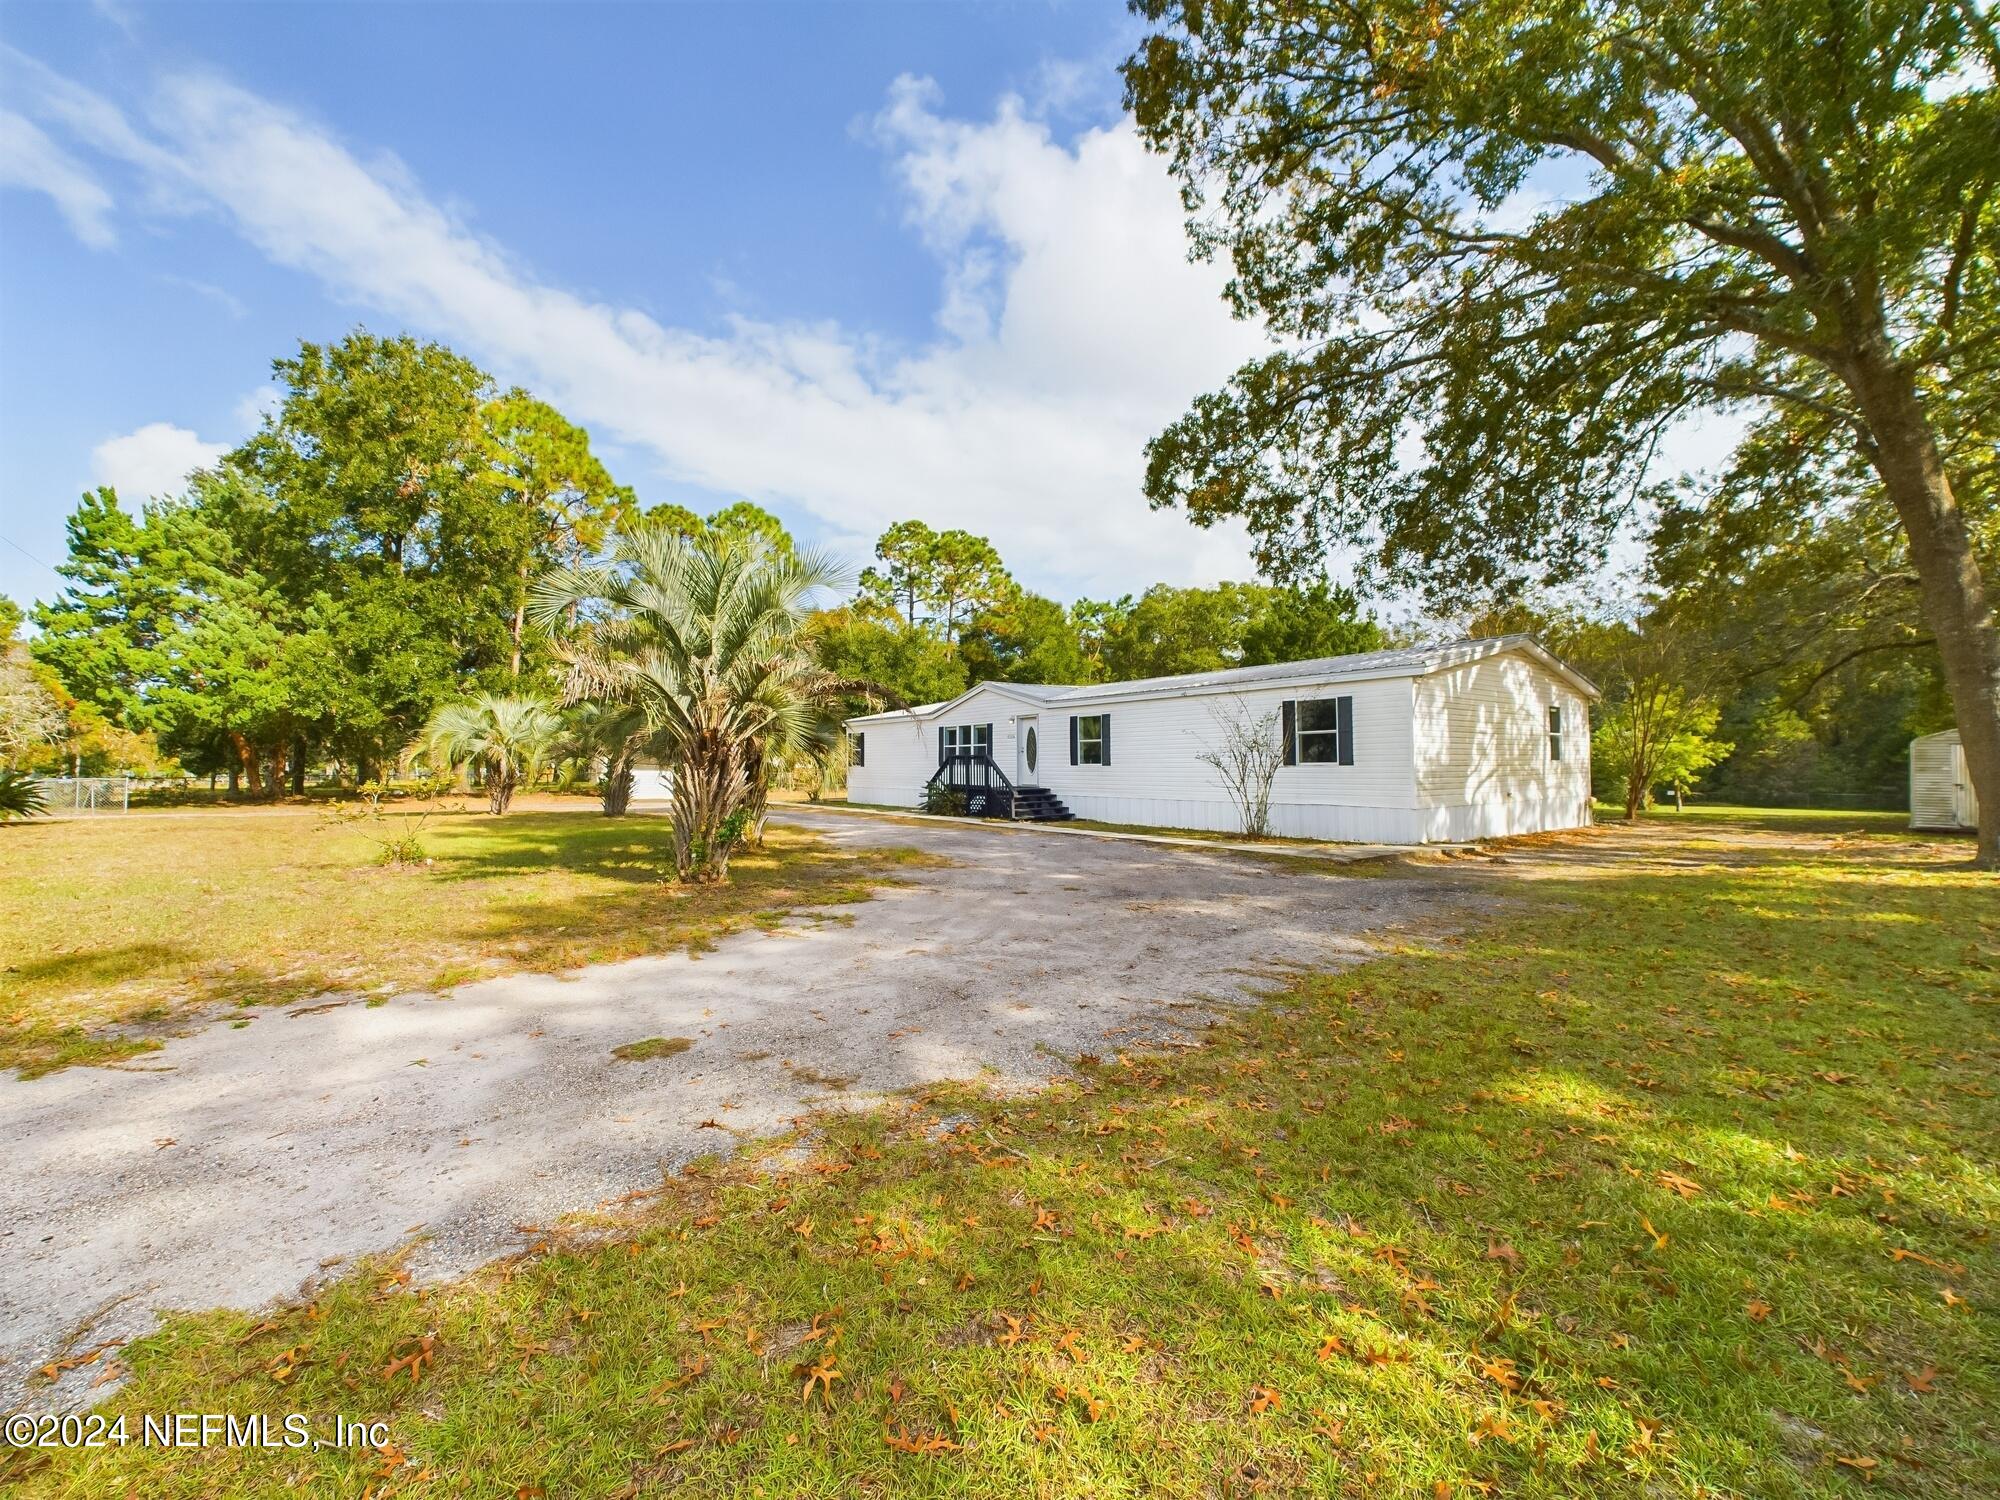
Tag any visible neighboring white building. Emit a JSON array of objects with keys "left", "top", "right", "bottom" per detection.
[
  {"left": 844, "top": 635, "right": 1599, "bottom": 844},
  {"left": 1910, "top": 728, "right": 1976, "bottom": 831},
  {"left": 630, "top": 763, "right": 673, "bottom": 803}
]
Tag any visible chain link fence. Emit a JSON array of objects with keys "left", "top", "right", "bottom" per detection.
[{"left": 29, "top": 776, "right": 133, "bottom": 813}]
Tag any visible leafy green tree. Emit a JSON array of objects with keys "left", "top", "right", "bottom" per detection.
[
  {"left": 1586, "top": 624, "right": 1734, "bottom": 816},
  {"left": 423, "top": 695, "right": 563, "bottom": 815},
  {"left": 958, "top": 592, "right": 1094, "bottom": 685},
  {"left": 1711, "top": 698, "right": 1827, "bottom": 804},
  {"left": 1595, "top": 693, "right": 1732, "bottom": 817},
  {"left": 859, "top": 520, "right": 942, "bottom": 629},
  {"left": 28, "top": 489, "right": 158, "bottom": 728},
  {"left": 30, "top": 484, "right": 288, "bottom": 786},
  {"left": 927, "top": 531, "right": 1013, "bottom": 643},
  {"left": 1240, "top": 583, "right": 1385, "bottom": 666},
  {"left": 228, "top": 331, "right": 519, "bottom": 766},
  {"left": 140, "top": 479, "right": 322, "bottom": 793},
  {"left": 1125, "top": 0, "right": 2000, "bottom": 864},
  {"left": 1075, "top": 582, "right": 1270, "bottom": 680},
  {"left": 857, "top": 522, "right": 1015, "bottom": 642},
  {"left": 533, "top": 523, "right": 848, "bottom": 882},
  {"left": 703, "top": 501, "right": 797, "bottom": 556},
  {"left": 29, "top": 335, "right": 626, "bottom": 792},
  {"left": 1646, "top": 426, "right": 1957, "bottom": 803},
  {"left": 477, "top": 392, "right": 633, "bottom": 675},
  {"left": 812, "top": 606, "right": 968, "bottom": 708}
]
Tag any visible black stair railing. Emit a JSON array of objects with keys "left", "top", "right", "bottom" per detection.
[{"left": 924, "top": 750, "right": 1020, "bottom": 817}]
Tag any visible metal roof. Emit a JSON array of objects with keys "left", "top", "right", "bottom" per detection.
[{"left": 846, "top": 635, "right": 1597, "bottom": 725}]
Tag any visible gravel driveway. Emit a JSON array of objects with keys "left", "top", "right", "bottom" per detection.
[{"left": 0, "top": 809, "right": 1475, "bottom": 1412}]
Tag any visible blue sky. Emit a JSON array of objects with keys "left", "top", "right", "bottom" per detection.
[{"left": 2, "top": 0, "right": 1281, "bottom": 614}]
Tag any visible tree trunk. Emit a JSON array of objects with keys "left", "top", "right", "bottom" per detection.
[
  {"left": 1846, "top": 353, "right": 2000, "bottom": 869},
  {"left": 744, "top": 743, "right": 768, "bottom": 846},
  {"left": 669, "top": 745, "right": 745, "bottom": 882},
  {"left": 602, "top": 748, "right": 635, "bottom": 817},
  {"left": 266, "top": 746, "right": 284, "bottom": 801},
  {"left": 509, "top": 562, "right": 529, "bottom": 677},
  {"left": 229, "top": 731, "right": 261, "bottom": 796},
  {"left": 290, "top": 738, "right": 307, "bottom": 796},
  {"left": 489, "top": 773, "right": 515, "bottom": 816}
]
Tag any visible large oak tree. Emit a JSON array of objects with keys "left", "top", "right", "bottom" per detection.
[{"left": 1124, "top": 0, "right": 2000, "bottom": 863}]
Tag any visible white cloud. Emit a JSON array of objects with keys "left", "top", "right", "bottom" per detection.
[
  {"left": 158, "top": 272, "right": 248, "bottom": 318},
  {"left": 90, "top": 422, "right": 224, "bottom": 501},
  {"left": 89, "top": 1, "right": 141, "bottom": 41},
  {"left": 11, "top": 55, "right": 1276, "bottom": 599},
  {"left": 232, "top": 384, "right": 281, "bottom": 430},
  {"left": 0, "top": 109, "right": 115, "bottom": 248}
]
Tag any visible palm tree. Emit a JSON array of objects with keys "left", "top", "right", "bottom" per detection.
[
  {"left": 559, "top": 699, "right": 663, "bottom": 817},
  {"left": 0, "top": 770, "right": 48, "bottom": 823},
  {"left": 530, "top": 522, "right": 848, "bottom": 881},
  {"left": 423, "top": 695, "right": 563, "bottom": 815}
]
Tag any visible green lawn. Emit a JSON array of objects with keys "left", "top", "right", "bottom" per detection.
[
  {"left": 0, "top": 806, "right": 932, "bottom": 1079},
  {"left": 5, "top": 820, "right": 1991, "bottom": 1496},
  {"left": 1596, "top": 802, "right": 1919, "bottom": 837}
]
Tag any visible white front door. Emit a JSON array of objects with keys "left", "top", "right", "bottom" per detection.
[{"left": 1015, "top": 715, "right": 1040, "bottom": 786}]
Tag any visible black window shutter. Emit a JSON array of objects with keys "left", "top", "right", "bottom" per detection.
[
  {"left": 1281, "top": 701, "right": 1297, "bottom": 766},
  {"left": 1069, "top": 715, "right": 1079, "bottom": 765},
  {"left": 984, "top": 722, "right": 993, "bottom": 756},
  {"left": 938, "top": 726, "right": 946, "bottom": 763},
  {"left": 1337, "top": 695, "right": 1355, "bottom": 765},
  {"left": 1101, "top": 714, "right": 1110, "bottom": 766}
]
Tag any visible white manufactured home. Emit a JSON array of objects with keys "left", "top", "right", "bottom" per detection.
[
  {"left": 1910, "top": 728, "right": 1977, "bottom": 831},
  {"left": 844, "top": 634, "right": 1598, "bottom": 844}
]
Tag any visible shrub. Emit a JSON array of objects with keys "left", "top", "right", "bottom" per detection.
[
  {"left": 923, "top": 783, "right": 969, "bottom": 816},
  {"left": 0, "top": 770, "right": 47, "bottom": 823}
]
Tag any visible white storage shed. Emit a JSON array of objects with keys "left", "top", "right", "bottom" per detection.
[{"left": 1910, "top": 728, "right": 1976, "bottom": 831}]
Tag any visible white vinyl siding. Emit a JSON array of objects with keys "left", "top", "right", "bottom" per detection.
[
  {"left": 1412, "top": 653, "right": 1593, "bottom": 839},
  {"left": 844, "top": 643, "right": 1598, "bottom": 844},
  {"left": 844, "top": 710, "right": 944, "bottom": 808},
  {"left": 1033, "top": 675, "right": 1421, "bottom": 842}
]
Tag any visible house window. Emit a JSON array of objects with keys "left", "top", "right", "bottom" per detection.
[
  {"left": 851, "top": 731, "right": 865, "bottom": 768},
  {"left": 940, "top": 724, "right": 991, "bottom": 758},
  {"left": 1074, "top": 714, "right": 1106, "bottom": 765},
  {"left": 1547, "top": 705, "right": 1563, "bottom": 762},
  {"left": 1297, "top": 698, "right": 1343, "bottom": 763},
  {"left": 1282, "top": 695, "right": 1354, "bottom": 766}
]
